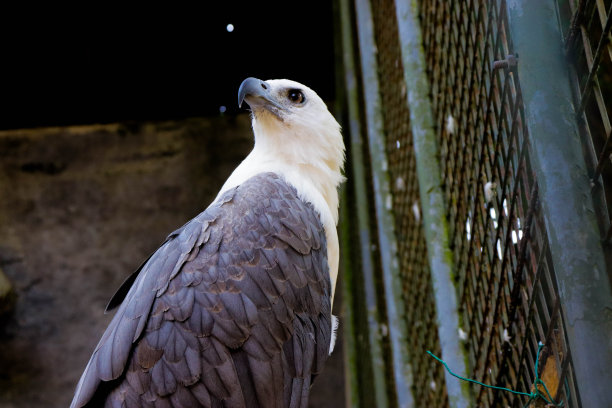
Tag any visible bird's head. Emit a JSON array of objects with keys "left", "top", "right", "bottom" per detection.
[{"left": 238, "top": 77, "right": 344, "bottom": 178}]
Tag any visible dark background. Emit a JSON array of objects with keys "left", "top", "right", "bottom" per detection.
[
  {"left": 0, "top": 2, "right": 336, "bottom": 129},
  {"left": 0, "top": 3, "right": 344, "bottom": 407}
]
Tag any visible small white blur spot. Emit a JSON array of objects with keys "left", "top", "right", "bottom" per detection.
[
  {"left": 466, "top": 217, "right": 472, "bottom": 240},
  {"left": 445, "top": 114, "right": 456, "bottom": 135},
  {"left": 385, "top": 195, "right": 393, "bottom": 210},
  {"left": 412, "top": 201, "right": 421, "bottom": 222},
  {"left": 503, "top": 328, "right": 511, "bottom": 343},
  {"left": 395, "top": 176, "right": 405, "bottom": 191},
  {"left": 226, "top": 24, "right": 234, "bottom": 32},
  {"left": 219, "top": 106, "right": 227, "bottom": 113},
  {"left": 484, "top": 181, "right": 497, "bottom": 204}
]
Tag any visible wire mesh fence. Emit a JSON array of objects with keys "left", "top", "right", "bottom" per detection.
[
  {"left": 416, "top": 1, "right": 579, "bottom": 406},
  {"left": 559, "top": 0, "right": 612, "bottom": 270},
  {"left": 339, "top": 0, "right": 608, "bottom": 406},
  {"left": 417, "top": 1, "right": 572, "bottom": 406}
]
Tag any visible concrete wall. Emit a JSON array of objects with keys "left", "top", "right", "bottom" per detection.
[{"left": 0, "top": 117, "right": 344, "bottom": 407}]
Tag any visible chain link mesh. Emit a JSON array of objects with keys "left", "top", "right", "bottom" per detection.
[
  {"left": 365, "top": 0, "right": 583, "bottom": 406},
  {"left": 417, "top": 1, "right": 579, "bottom": 406}
]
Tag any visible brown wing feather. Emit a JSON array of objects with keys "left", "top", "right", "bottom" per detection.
[{"left": 71, "top": 173, "right": 332, "bottom": 408}]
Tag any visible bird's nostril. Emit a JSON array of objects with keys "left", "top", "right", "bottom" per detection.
[{"left": 261, "top": 83, "right": 267, "bottom": 90}]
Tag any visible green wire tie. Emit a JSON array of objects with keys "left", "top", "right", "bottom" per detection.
[{"left": 427, "top": 342, "right": 563, "bottom": 407}]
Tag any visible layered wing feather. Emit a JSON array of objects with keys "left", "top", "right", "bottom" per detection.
[{"left": 71, "top": 173, "right": 332, "bottom": 408}]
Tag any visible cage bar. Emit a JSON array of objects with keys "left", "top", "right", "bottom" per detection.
[{"left": 338, "top": 0, "right": 612, "bottom": 407}]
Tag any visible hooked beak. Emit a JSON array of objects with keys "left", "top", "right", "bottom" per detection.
[{"left": 237, "top": 77, "right": 284, "bottom": 116}]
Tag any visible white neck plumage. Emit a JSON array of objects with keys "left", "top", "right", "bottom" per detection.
[{"left": 216, "top": 116, "right": 344, "bottom": 307}]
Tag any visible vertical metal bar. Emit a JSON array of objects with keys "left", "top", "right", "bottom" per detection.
[
  {"left": 354, "top": 0, "right": 416, "bottom": 407},
  {"left": 393, "top": 1, "right": 474, "bottom": 407},
  {"left": 576, "top": 5, "right": 612, "bottom": 116},
  {"left": 336, "top": 1, "right": 360, "bottom": 406},
  {"left": 340, "top": 0, "right": 395, "bottom": 406},
  {"left": 506, "top": 1, "right": 612, "bottom": 407},
  {"left": 338, "top": 185, "right": 361, "bottom": 408}
]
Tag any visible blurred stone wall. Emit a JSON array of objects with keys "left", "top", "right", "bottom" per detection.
[{"left": 0, "top": 117, "right": 344, "bottom": 407}]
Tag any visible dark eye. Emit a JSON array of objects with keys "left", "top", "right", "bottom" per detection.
[{"left": 287, "top": 89, "right": 305, "bottom": 104}]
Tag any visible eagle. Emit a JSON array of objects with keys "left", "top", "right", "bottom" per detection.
[{"left": 70, "top": 77, "right": 345, "bottom": 408}]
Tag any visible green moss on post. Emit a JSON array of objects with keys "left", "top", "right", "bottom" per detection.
[{"left": 394, "top": 1, "right": 474, "bottom": 407}]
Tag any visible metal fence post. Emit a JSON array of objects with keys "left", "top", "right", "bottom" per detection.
[
  {"left": 341, "top": 0, "right": 405, "bottom": 406},
  {"left": 506, "top": 1, "right": 612, "bottom": 407},
  {"left": 353, "top": 0, "right": 417, "bottom": 406},
  {"left": 392, "top": 1, "right": 474, "bottom": 407}
]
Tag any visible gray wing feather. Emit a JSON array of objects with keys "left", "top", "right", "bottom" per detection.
[{"left": 71, "top": 173, "right": 331, "bottom": 408}]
